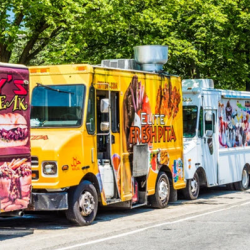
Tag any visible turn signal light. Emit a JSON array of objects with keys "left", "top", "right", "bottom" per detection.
[
  {"left": 32, "top": 171, "right": 39, "bottom": 180},
  {"left": 62, "top": 165, "right": 69, "bottom": 171}
]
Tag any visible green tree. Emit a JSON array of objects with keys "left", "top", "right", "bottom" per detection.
[
  {"left": 0, "top": 0, "right": 112, "bottom": 65},
  {"left": 1, "top": 0, "right": 250, "bottom": 90}
]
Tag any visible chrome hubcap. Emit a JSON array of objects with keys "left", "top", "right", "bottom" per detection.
[
  {"left": 242, "top": 169, "right": 249, "bottom": 188},
  {"left": 159, "top": 179, "right": 168, "bottom": 201},
  {"left": 191, "top": 178, "right": 198, "bottom": 194},
  {"left": 79, "top": 191, "right": 95, "bottom": 216}
]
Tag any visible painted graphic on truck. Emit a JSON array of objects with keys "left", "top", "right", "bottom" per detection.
[
  {"left": 123, "top": 75, "right": 183, "bottom": 185},
  {"left": 0, "top": 67, "right": 31, "bottom": 212},
  {"left": 0, "top": 158, "right": 31, "bottom": 211},
  {"left": 219, "top": 99, "right": 250, "bottom": 148}
]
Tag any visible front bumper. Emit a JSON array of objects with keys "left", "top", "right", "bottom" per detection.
[{"left": 27, "top": 192, "right": 68, "bottom": 211}]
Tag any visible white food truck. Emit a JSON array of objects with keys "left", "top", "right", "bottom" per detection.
[{"left": 182, "top": 79, "right": 250, "bottom": 199}]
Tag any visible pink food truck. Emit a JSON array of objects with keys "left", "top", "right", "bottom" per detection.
[{"left": 0, "top": 62, "right": 31, "bottom": 214}]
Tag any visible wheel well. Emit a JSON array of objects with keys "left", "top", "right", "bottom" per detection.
[
  {"left": 159, "top": 165, "right": 172, "bottom": 185},
  {"left": 196, "top": 167, "right": 207, "bottom": 187},
  {"left": 81, "top": 173, "right": 101, "bottom": 201},
  {"left": 244, "top": 163, "right": 250, "bottom": 174}
]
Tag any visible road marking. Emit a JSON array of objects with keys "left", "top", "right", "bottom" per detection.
[{"left": 55, "top": 201, "right": 250, "bottom": 250}]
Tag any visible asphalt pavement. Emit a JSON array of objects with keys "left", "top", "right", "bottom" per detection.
[{"left": 1, "top": 187, "right": 250, "bottom": 250}]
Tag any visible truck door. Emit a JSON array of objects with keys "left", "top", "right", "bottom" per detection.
[
  {"left": 202, "top": 110, "right": 218, "bottom": 186},
  {"left": 96, "top": 89, "right": 121, "bottom": 199},
  {"left": 110, "top": 91, "right": 122, "bottom": 197}
]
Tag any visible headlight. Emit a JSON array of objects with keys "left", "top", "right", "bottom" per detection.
[{"left": 42, "top": 161, "right": 57, "bottom": 176}]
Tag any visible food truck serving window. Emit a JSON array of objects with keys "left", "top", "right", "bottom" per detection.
[
  {"left": 31, "top": 84, "right": 85, "bottom": 127},
  {"left": 183, "top": 106, "right": 198, "bottom": 138}
]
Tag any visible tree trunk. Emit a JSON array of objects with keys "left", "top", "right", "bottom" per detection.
[
  {"left": 0, "top": 44, "right": 11, "bottom": 62},
  {"left": 246, "top": 81, "right": 250, "bottom": 91}
]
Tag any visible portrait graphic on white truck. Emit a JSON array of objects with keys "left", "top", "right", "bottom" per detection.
[{"left": 219, "top": 99, "right": 250, "bottom": 148}]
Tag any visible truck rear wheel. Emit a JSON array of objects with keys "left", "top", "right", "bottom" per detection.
[
  {"left": 66, "top": 180, "right": 98, "bottom": 226},
  {"left": 149, "top": 172, "right": 170, "bottom": 208},
  {"left": 234, "top": 167, "right": 249, "bottom": 191},
  {"left": 183, "top": 172, "right": 200, "bottom": 200}
]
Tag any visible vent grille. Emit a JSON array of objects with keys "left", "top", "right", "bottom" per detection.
[
  {"left": 101, "top": 59, "right": 140, "bottom": 70},
  {"left": 31, "top": 156, "right": 39, "bottom": 167}
]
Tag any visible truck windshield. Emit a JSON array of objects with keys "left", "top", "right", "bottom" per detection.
[
  {"left": 183, "top": 106, "right": 198, "bottom": 138},
  {"left": 31, "top": 84, "right": 85, "bottom": 127}
]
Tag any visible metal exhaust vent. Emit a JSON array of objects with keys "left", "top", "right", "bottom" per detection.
[{"left": 134, "top": 45, "right": 168, "bottom": 72}]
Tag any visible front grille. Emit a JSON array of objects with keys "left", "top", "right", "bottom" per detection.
[{"left": 31, "top": 156, "right": 39, "bottom": 167}]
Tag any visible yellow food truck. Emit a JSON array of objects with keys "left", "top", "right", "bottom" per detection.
[{"left": 29, "top": 45, "right": 185, "bottom": 225}]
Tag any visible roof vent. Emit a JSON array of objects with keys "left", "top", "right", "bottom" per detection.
[
  {"left": 134, "top": 45, "right": 168, "bottom": 72},
  {"left": 101, "top": 59, "right": 139, "bottom": 70}
]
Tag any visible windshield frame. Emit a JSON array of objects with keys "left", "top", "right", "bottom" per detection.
[
  {"left": 30, "top": 83, "right": 86, "bottom": 129},
  {"left": 183, "top": 105, "right": 198, "bottom": 138}
]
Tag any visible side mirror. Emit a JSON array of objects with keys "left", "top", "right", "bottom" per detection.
[
  {"left": 205, "top": 112, "right": 213, "bottom": 121},
  {"left": 100, "top": 99, "right": 109, "bottom": 113},
  {"left": 100, "top": 122, "right": 110, "bottom": 132},
  {"left": 205, "top": 130, "right": 213, "bottom": 138}
]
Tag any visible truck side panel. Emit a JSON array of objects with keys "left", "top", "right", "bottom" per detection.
[{"left": 218, "top": 97, "right": 250, "bottom": 184}]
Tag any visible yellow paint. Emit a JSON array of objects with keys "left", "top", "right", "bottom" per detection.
[{"left": 29, "top": 64, "right": 185, "bottom": 206}]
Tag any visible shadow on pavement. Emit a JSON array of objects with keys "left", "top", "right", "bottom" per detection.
[{"left": 0, "top": 186, "right": 248, "bottom": 241}]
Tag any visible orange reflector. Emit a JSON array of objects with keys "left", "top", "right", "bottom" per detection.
[
  {"left": 30, "top": 68, "right": 38, "bottom": 73},
  {"left": 40, "top": 68, "right": 49, "bottom": 73},
  {"left": 62, "top": 165, "right": 69, "bottom": 170},
  {"left": 77, "top": 66, "right": 86, "bottom": 71}
]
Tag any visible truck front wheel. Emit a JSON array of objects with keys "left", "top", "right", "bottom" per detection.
[
  {"left": 66, "top": 180, "right": 98, "bottom": 226},
  {"left": 183, "top": 172, "right": 200, "bottom": 200}
]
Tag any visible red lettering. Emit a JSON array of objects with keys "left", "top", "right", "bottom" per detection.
[
  {"left": 7, "top": 75, "right": 12, "bottom": 82},
  {"left": 130, "top": 127, "right": 141, "bottom": 144},
  {"left": 145, "top": 126, "right": 151, "bottom": 143},
  {"left": 134, "top": 127, "right": 141, "bottom": 143},
  {"left": 141, "top": 126, "right": 148, "bottom": 143},
  {"left": 150, "top": 126, "right": 157, "bottom": 143},
  {"left": 169, "top": 126, "right": 176, "bottom": 141},
  {"left": 158, "top": 126, "right": 163, "bottom": 143},
  {"left": 0, "top": 78, "right": 7, "bottom": 94},
  {"left": 13, "top": 80, "right": 27, "bottom": 95},
  {"left": 164, "top": 126, "right": 171, "bottom": 142},
  {"left": 129, "top": 127, "right": 135, "bottom": 144},
  {"left": 0, "top": 75, "right": 13, "bottom": 94}
]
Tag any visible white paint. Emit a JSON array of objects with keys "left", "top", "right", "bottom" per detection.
[
  {"left": 183, "top": 83, "right": 250, "bottom": 187},
  {"left": 54, "top": 201, "right": 249, "bottom": 250}
]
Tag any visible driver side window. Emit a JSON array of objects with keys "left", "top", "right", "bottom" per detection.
[
  {"left": 86, "top": 86, "right": 95, "bottom": 134},
  {"left": 205, "top": 112, "right": 215, "bottom": 133}
]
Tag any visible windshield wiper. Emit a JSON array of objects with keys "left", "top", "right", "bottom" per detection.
[{"left": 36, "top": 83, "right": 74, "bottom": 94}]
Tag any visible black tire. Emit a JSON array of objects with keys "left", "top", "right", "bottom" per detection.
[
  {"left": 183, "top": 172, "right": 200, "bottom": 200},
  {"left": 148, "top": 172, "right": 170, "bottom": 208},
  {"left": 65, "top": 180, "right": 98, "bottom": 226},
  {"left": 234, "top": 167, "right": 249, "bottom": 191}
]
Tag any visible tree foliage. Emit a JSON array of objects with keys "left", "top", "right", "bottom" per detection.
[{"left": 1, "top": 0, "right": 250, "bottom": 90}]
